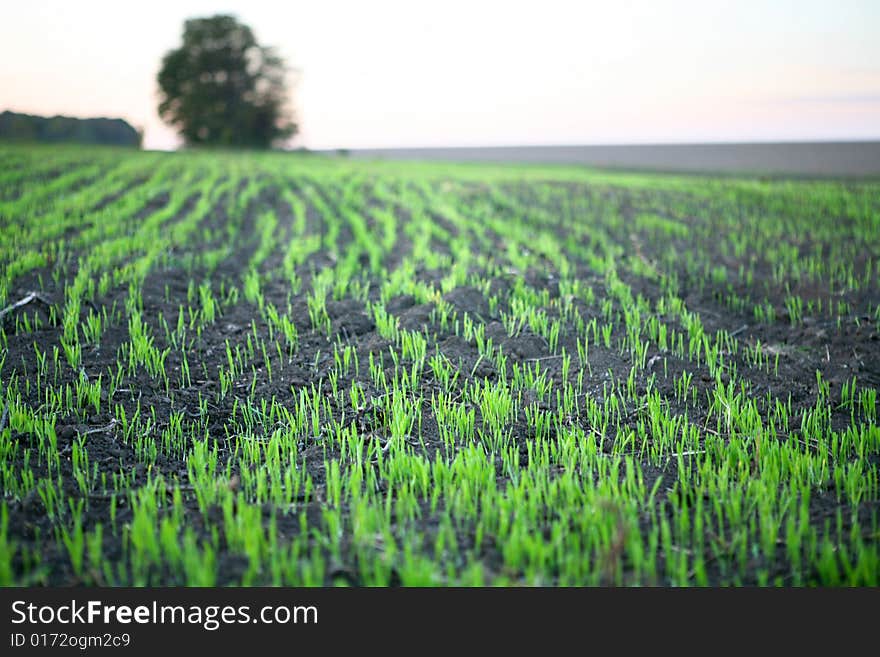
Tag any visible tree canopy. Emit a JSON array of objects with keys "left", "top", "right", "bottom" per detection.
[
  {"left": 0, "top": 111, "right": 141, "bottom": 147},
  {"left": 157, "top": 15, "right": 296, "bottom": 149}
]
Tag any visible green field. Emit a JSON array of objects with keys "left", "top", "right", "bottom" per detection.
[{"left": 1, "top": 143, "right": 878, "bottom": 586}]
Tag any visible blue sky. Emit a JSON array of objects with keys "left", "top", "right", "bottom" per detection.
[{"left": 1, "top": 0, "right": 878, "bottom": 149}]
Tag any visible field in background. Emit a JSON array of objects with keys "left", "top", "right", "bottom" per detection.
[
  {"left": 0, "top": 144, "right": 878, "bottom": 586},
  {"left": 347, "top": 141, "right": 880, "bottom": 178}
]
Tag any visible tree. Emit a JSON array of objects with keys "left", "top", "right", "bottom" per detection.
[{"left": 157, "top": 14, "right": 296, "bottom": 148}]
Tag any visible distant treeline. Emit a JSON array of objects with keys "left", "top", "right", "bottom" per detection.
[{"left": 0, "top": 111, "right": 142, "bottom": 147}]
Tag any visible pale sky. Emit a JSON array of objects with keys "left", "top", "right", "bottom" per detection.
[{"left": 1, "top": 0, "right": 878, "bottom": 150}]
